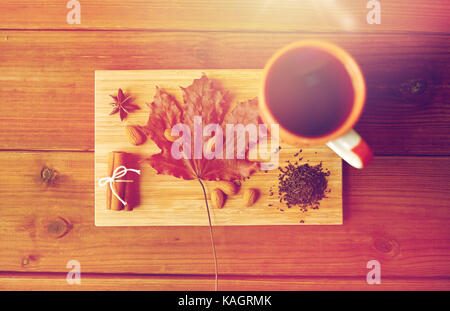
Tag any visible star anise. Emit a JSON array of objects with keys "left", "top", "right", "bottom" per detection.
[{"left": 109, "top": 88, "right": 140, "bottom": 121}]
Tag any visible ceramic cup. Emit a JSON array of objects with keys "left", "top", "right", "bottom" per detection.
[{"left": 259, "top": 40, "right": 373, "bottom": 168}]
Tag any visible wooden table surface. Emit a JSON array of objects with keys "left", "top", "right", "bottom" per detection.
[{"left": 0, "top": 0, "right": 449, "bottom": 290}]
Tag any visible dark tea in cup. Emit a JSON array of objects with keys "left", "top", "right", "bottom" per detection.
[{"left": 264, "top": 47, "right": 354, "bottom": 138}]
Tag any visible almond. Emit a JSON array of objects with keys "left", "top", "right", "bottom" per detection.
[
  {"left": 216, "top": 181, "right": 238, "bottom": 195},
  {"left": 164, "top": 128, "right": 178, "bottom": 142},
  {"left": 243, "top": 188, "right": 258, "bottom": 207},
  {"left": 211, "top": 188, "right": 225, "bottom": 209},
  {"left": 125, "top": 125, "right": 146, "bottom": 146}
]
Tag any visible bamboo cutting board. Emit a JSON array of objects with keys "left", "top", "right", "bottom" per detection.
[{"left": 95, "top": 70, "right": 342, "bottom": 226}]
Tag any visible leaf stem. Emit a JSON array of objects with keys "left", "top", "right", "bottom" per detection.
[{"left": 198, "top": 178, "right": 218, "bottom": 291}]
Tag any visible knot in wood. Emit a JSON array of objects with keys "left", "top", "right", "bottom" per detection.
[
  {"left": 21, "top": 255, "right": 39, "bottom": 267},
  {"left": 46, "top": 217, "right": 71, "bottom": 238},
  {"left": 374, "top": 238, "right": 393, "bottom": 253},
  {"left": 373, "top": 237, "right": 399, "bottom": 257},
  {"left": 400, "top": 79, "right": 427, "bottom": 96},
  {"left": 41, "top": 166, "right": 58, "bottom": 184}
]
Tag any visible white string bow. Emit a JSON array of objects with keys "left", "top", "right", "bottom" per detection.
[{"left": 98, "top": 166, "right": 141, "bottom": 207}]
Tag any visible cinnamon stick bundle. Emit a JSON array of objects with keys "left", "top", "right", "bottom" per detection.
[
  {"left": 106, "top": 151, "right": 140, "bottom": 211},
  {"left": 106, "top": 151, "right": 126, "bottom": 211}
]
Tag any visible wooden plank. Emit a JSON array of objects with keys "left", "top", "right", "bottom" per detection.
[
  {"left": 94, "top": 70, "right": 342, "bottom": 226},
  {"left": 1, "top": 272, "right": 449, "bottom": 291},
  {"left": 0, "top": 31, "right": 448, "bottom": 155},
  {"left": 0, "top": 151, "right": 448, "bottom": 278},
  {"left": 0, "top": 0, "right": 449, "bottom": 33}
]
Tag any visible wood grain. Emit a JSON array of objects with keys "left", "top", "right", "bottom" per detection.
[
  {"left": 1, "top": 272, "right": 449, "bottom": 291},
  {"left": 95, "top": 70, "right": 342, "bottom": 226},
  {"left": 0, "top": 151, "right": 448, "bottom": 278},
  {"left": 1, "top": 0, "right": 449, "bottom": 290},
  {"left": 0, "top": 0, "right": 448, "bottom": 33},
  {"left": 0, "top": 31, "right": 448, "bottom": 155}
]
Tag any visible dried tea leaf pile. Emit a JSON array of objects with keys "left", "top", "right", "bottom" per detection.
[{"left": 277, "top": 152, "right": 330, "bottom": 212}]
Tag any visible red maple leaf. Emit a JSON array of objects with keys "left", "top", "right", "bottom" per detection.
[{"left": 144, "top": 74, "right": 261, "bottom": 181}]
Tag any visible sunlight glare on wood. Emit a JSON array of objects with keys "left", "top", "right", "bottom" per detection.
[{"left": 258, "top": 0, "right": 357, "bottom": 31}]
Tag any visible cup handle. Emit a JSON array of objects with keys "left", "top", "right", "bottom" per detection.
[{"left": 326, "top": 129, "right": 373, "bottom": 169}]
